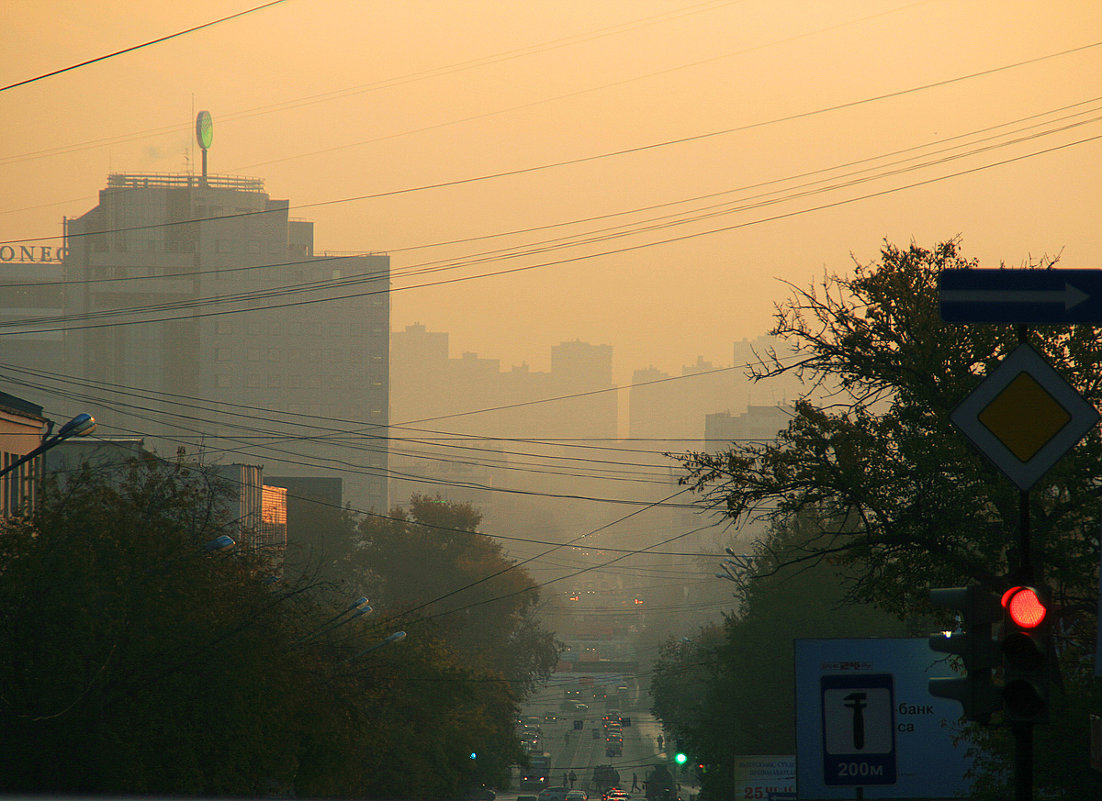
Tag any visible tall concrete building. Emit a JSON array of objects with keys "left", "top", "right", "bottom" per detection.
[{"left": 7, "top": 166, "right": 390, "bottom": 513}]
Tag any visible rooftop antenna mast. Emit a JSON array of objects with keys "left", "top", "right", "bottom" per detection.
[{"left": 196, "top": 110, "right": 213, "bottom": 185}]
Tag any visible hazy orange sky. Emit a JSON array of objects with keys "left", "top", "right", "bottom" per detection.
[{"left": 4, "top": 0, "right": 1101, "bottom": 386}]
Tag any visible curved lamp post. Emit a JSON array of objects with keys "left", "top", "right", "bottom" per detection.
[
  {"left": 345, "top": 629, "right": 407, "bottom": 662},
  {"left": 203, "top": 534, "right": 237, "bottom": 553},
  {"left": 0, "top": 412, "right": 96, "bottom": 479},
  {"left": 296, "top": 596, "right": 375, "bottom": 645}
]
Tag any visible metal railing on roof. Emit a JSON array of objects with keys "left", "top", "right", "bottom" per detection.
[{"left": 106, "top": 172, "right": 265, "bottom": 192}]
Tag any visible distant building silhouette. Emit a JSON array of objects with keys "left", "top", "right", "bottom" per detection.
[
  {"left": 705, "top": 404, "right": 794, "bottom": 452},
  {"left": 388, "top": 324, "right": 616, "bottom": 517}
]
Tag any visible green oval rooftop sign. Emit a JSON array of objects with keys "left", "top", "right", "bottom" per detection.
[{"left": 196, "top": 110, "right": 213, "bottom": 150}]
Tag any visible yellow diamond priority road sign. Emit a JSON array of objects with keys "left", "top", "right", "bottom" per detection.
[{"left": 952, "top": 343, "right": 1099, "bottom": 490}]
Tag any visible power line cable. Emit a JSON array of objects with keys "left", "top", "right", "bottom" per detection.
[
  {"left": 0, "top": 0, "right": 292, "bottom": 93},
  {"left": 0, "top": 0, "right": 739, "bottom": 165},
  {"left": 4, "top": 38, "right": 1098, "bottom": 248},
  {"left": 7, "top": 126, "right": 1100, "bottom": 339},
  {"left": 230, "top": 0, "right": 938, "bottom": 173},
  {"left": 0, "top": 364, "right": 706, "bottom": 509},
  {"left": 0, "top": 0, "right": 926, "bottom": 170}
]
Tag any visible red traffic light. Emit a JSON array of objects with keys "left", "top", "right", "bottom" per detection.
[{"left": 1001, "top": 586, "right": 1047, "bottom": 629}]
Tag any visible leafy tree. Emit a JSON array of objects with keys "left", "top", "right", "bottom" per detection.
[
  {"left": 673, "top": 239, "right": 1102, "bottom": 797},
  {"left": 678, "top": 239, "right": 1102, "bottom": 613},
  {"left": 346, "top": 494, "right": 561, "bottom": 696},
  {"left": 650, "top": 512, "right": 913, "bottom": 801},
  {"left": 0, "top": 458, "right": 530, "bottom": 799},
  {"left": 0, "top": 455, "right": 308, "bottom": 793}
]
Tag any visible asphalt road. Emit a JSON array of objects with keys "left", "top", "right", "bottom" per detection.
[{"left": 514, "top": 677, "right": 680, "bottom": 800}]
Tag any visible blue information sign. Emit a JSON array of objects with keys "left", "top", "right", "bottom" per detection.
[{"left": 939, "top": 268, "right": 1102, "bottom": 324}]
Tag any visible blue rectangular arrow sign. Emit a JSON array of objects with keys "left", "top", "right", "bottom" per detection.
[{"left": 939, "top": 269, "right": 1102, "bottom": 323}]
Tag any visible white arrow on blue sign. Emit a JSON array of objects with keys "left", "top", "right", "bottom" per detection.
[{"left": 939, "top": 269, "right": 1102, "bottom": 324}]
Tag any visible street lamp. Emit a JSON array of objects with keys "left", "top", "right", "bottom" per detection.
[
  {"left": 203, "top": 534, "right": 236, "bottom": 553},
  {"left": 344, "top": 630, "right": 407, "bottom": 662},
  {"left": 296, "top": 596, "right": 375, "bottom": 645},
  {"left": 0, "top": 412, "right": 96, "bottom": 479}
]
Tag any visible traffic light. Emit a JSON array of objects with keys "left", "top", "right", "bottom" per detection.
[
  {"left": 673, "top": 740, "right": 688, "bottom": 766},
  {"left": 927, "top": 585, "right": 1003, "bottom": 723},
  {"left": 1000, "top": 585, "right": 1051, "bottom": 724}
]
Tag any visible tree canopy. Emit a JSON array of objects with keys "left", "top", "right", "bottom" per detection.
[
  {"left": 670, "top": 239, "right": 1102, "bottom": 798},
  {"left": 345, "top": 494, "right": 561, "bottom": 697},
  {"left": 678, "top": 239, "right": 1101, "bottom": 615},
  {"left": 650, "top": 512, "right": 913, "bottom": 800},
  {"left": 0, "top": 459, "right": 540, "bottom": 798}
]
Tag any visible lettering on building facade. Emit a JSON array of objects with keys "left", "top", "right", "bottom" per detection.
[{"left": 0, "top": 245, "right": 67, "bottom": 263}]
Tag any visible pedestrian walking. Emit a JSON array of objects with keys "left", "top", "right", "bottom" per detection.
[
  {"left": 631, "top": 774, "right": 640, "bottom": 793},
  {"left": 569, "top": 770, "right": 577, "bottom": 788}
]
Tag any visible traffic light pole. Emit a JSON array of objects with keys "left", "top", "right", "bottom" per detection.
[
  {"left": 1014, "top": 325, "right": 1033, "bottom": 801},
  {"left": 1013, "top": 721, "right": 1032, "bottom": 801},
  {"left": 1012, "top": 483, "right": 1034, "bottom": 801}
]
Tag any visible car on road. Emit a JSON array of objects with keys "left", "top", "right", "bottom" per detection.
[
  {"left": 466, "top": 786, "right": 496, "bottom": 801},
  {"left": 538, "top": 788, "right": 571, "bottom": 801},
  {"left": 566, "top": 791, "right": 588, "bottom": 801},
  {"left": 603, "top": 789, "right": 629, "bottom": 801}
]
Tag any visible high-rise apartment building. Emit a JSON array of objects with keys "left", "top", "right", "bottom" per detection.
[{"left": 6, "top": 170, "right": 390, "bottom": 512}]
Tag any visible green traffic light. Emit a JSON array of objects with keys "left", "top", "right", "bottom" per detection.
[{"left": 674, "top": 752, "right": 688, "bottom": 765}]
